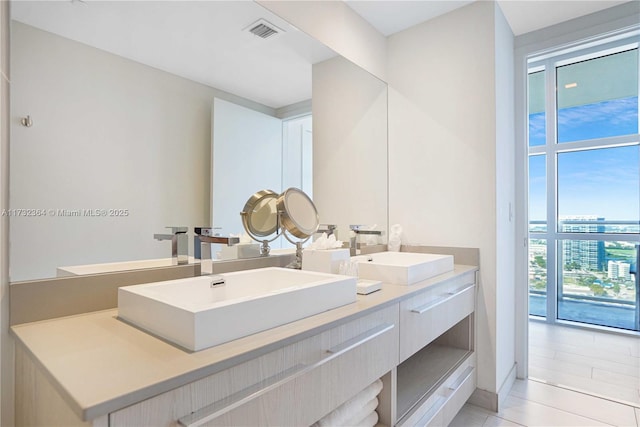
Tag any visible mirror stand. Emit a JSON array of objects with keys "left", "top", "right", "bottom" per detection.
[
  {"left": 245, "top": 232, "right": 279, "bottom": 257},
  {"left": 279, "top": 219, "right": 311, "bottom": 270}
]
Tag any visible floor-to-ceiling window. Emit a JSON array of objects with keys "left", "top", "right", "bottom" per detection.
[{"left": 527, "top": 36, "right": 640, "bottom": 331}]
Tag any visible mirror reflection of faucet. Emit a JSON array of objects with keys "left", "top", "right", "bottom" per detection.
[{"left": 153, "top": 226, "right": 189, "bottom": 265}]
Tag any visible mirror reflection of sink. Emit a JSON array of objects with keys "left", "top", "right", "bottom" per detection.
[
  {"left": 56, "top": 257, "right": 196, "bottom": 276},
  {"left": 354, "top": 251, "right": 454, "bottom": 285},
  {"left": 118, "top": 267, "right": 357, "bottom": 351}
]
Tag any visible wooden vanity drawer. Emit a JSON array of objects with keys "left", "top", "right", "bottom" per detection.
[
  {"left": 399, "top": 276, "right": 475, "bottom": 362},
  {"left": 109, "top": 304, "right": 399, "bottom": 427}
]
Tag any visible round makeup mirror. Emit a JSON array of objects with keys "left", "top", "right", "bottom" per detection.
[
  {"left": 277, "top": 187, "right": 319, "bottom": 268},
  {"left": 277, "top": 187, "right": 319, "bottom": 239},
  {"left": 241, "top": 189, "right": 279, "bottom": 237},
  {"left": 240, "top": 189, "right": 280, "bottom": 255}
]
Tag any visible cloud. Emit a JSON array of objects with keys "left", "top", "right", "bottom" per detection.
[
  {"left": 557, "top": 97, "right": 638, "bottom": 140},
  {"left": 528, "top": 112, "right": 546, "bottom": 144}
]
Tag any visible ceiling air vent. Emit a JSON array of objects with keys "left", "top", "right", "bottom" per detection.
[{"left": 245, "top": 19, "right": 284, "bottom": 39}]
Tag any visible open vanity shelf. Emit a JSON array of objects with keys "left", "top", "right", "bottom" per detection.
[
  {"left": 398, "top": 345, "right": 471, "bottom": 417},
  {"left": 395, "top": 316, "right": 475, "bottom": 426}
]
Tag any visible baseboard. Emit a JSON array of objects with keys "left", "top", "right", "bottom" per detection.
[
  {"left": 497, "top": 363, "right": 517, "bottom": 410},
  {"left": 468, "top": 363, "right": 517, "bottom": 412},
  {"left": 468, "top": 388, "right": 498, "bottom": 412}
]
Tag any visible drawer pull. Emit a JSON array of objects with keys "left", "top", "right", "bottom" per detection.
[
  {"left": 447, "top": 366, "right": 474, "bottom": 391},
  {"left": 178, "top": 322, "right": 394, "bottom": 427},
  {"left": 410, "top": 366, "right": 474, "bottom": 426},
  {"left": 326, "top": 323, "right": 395, "bottom": 354},
  {"left": 413, "top": 395, "right": 446, "bottom": 426},
  {"left": 410, "top": 283, "right": 475, "bottom": 314}
]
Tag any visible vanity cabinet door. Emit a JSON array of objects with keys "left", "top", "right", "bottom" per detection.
[
  {"left": 399, "top": 272, "right": 475, "bottom": 362},
  {"left": 109, "top": 304, "right": 399, "bottom": 427}
]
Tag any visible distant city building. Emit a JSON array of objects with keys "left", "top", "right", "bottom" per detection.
[
  {"left": 560, "top": 215, "right": 605, "bottom": 271},
  {"left": 607, "top": 261, "right": 631, "bottom": 280}
]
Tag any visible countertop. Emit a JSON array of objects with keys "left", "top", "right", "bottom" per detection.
[{"left": 11, "top": 265, "right": 477, "bottom": 421}]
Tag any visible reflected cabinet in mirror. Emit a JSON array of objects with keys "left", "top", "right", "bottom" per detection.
[{"left": 9, "top": 1, "right": 388, "bottom": 282}]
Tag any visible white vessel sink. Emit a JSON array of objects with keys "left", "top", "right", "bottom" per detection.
[
  {"left": 355, "top": 251, "right": 454, "bottom": 285},
  {"left": 118, "top": 267, "right": 356, "bottom": 351}
]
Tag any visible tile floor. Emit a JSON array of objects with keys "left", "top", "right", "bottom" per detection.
[
  {"left": 449, "top": 321, "right": 640, "bottom": 426},
  {"left": 528, "top": 321, "right": 640, "bottom": 406},
  {"left": 449, "top": 380, "right": 639, "bottom": 426}
]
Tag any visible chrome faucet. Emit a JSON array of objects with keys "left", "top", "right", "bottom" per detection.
[
  {"left": 154, "top": 226, "right": 188, "bottom": 265},
  {"left": 193, "top": 227, "right": 240, "bottom": 260},
  {"left": 349, "top": 225, "right": 383, "bottom": 256}
]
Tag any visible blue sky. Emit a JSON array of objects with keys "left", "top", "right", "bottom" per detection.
[{"left": 529, "top": 96, "right": 639, "bottom": 222}]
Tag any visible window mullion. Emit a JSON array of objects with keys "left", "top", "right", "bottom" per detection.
[
  {"left": 554, "top": 135, "right": 640, "bottom": 153},
  {"left": 556, "top": 232, "right": 640, "bottom": 241},
  {"left": 545, "top": 58, "right": 559, "bottom": 323}
]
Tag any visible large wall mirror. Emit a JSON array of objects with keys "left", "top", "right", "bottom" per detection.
[{"left": 9, "top": 1, "right": 388, "bottom": 282}]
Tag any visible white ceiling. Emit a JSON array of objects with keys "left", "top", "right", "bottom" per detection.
[
  {"left": 11, "top": 0, "right": 632, "bottom": 110},
  {"left": 496, "top": 0, "right": 630, "bottom": 35},
  {"left": 11, "top": 1, "right": 337, "bottom": 109},
  {"left": 346, "top": 1, "right": 475, "bottom": 36},
  {"left": 346, "top": 0, "right": 631, "bottom": 36}
]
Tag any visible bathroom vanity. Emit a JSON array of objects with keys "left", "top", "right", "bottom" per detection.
[{"left": 12, "top": 263, "right": 477, "bottom": 427}]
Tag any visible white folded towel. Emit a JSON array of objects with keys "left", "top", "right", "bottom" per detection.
[
  {"left": 313, "top": 379, "right": 383, "bottom": 427},
  {"left": 355, "top": 411, "right": 379, "bottom": 427},
  {"left": 343, "top": 397, "right": 379, "bottom": 426}
]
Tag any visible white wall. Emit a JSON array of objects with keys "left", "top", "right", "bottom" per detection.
[
  {"left": 387, "top": 1, "right": 515, "bottom": 405},
  {"left": 257, "top": 0, "right": 386, "bottom": 81},
  {"left": 494, "top": 4, "right": 516, "bottom": 396},
  {"left": 312, "top": 56, "right": 388, "bottom": 241},
  {"left": 212, "top": 98, "right": 283, "bottom": 237},
  {"left": 0, "top": 2, "right": 10, "bottom": 424},
  {"left": 10, "top": 23, "right": 274, "bottom": 281}
]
